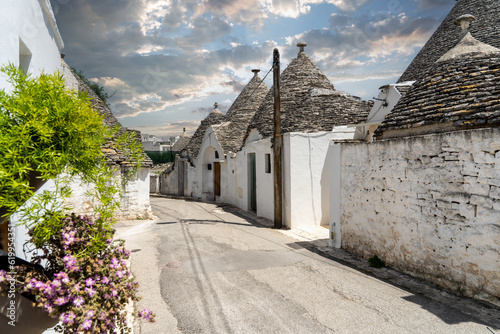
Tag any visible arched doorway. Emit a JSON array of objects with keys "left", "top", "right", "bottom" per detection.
[{"left": 202, "top": 146, "right": 220, "bottom": 201}]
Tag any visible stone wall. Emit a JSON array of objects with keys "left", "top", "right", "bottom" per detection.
[
  {"left": 66, "top": 167, "right": 153, "bottom": 221},
  {"left": 340, "top": 127, "right": 500, "bottom": 305}
]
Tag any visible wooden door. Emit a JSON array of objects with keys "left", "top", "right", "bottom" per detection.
[{"left": 214, "top": 162, "right": 221, "bottom": 197}]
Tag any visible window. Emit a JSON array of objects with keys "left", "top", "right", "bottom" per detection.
[
  {"left": 19, "top": 38, "right": 32, "bottom": 74},
  {"left": 215, "top": 151, "right": 219, "bottom": 159},
  {"left": 265, "top": 153, "right": 271, "bottom": 173}
]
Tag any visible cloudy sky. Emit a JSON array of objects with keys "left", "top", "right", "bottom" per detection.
[{"left": 50, "top": 0, "right": 455, "bottom": 137}]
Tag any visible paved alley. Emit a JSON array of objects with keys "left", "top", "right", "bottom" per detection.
[{"left": 116, "top": 197, "right": 500, "bottom": 334}]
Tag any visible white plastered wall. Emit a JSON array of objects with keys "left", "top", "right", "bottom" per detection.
[
  {"left": 283, "top": 127, "right": 356, "bottom": 229},
  {"left": 340, "top": 127, "right": 500, "bottom": 304},
  {"left": 0, "top": 0, "right": 63, "bottom": 89},
  {"left": 0, "top": 0, "right": 63, "bottom": 260},
  {"left": 235, "top": 132, "right": 274, "bottom": 219}
]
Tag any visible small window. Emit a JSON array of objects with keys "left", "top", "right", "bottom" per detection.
[
  {"left": 19, "top": 38, "right": 32, "bottom": 74},
  {"left": 215, "top": 151, "right": 219, "bottom": 159},
  {"left": 265, "top": 153, "right": 271, "bottom": 173},
  {"left": 207, "top": 163, "right": 212, "bottom": 170}
]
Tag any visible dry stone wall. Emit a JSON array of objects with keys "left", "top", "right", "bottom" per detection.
[{"left": 340, "top": 127, "right": 500, "bottom": 305}]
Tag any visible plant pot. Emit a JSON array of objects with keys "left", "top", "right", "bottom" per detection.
[{"left": 0, "top": 286, "right": 58, "bottom": 334}]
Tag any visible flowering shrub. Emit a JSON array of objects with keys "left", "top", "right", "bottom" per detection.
[{"left": 0, "top": 214, "right": 154, "bottom": 333}]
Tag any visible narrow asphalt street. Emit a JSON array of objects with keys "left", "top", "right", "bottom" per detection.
[{"left": 115, "top": 197, "right": 500, "bottom": 334}]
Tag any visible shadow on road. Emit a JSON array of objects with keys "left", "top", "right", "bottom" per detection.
[{"left": 290, "top": 239, "right": 500, "bottom": 331}]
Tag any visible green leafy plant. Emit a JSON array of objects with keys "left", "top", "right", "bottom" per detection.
[
  {"left": 0, "top": 64, "right": 152, "bottom": 330},
  {"left": 368, "top": 255, "right": 386, "bottom": 268},
  {"left": 71, "top": 67, "right": 114, "bottom": 104},
  {"left": 0, "top": 64, "right": 144, "bottom": 247}
]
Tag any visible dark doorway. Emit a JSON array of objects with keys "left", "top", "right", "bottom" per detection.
[
  {"left": 248, "top": 153, "right": 257, "bottom": 212},
  {"left": 214, "top": 162, "right": 221, "bottom": 197},
  {"left": 178, "top": 160, "right": 185, "bottom": 196}
]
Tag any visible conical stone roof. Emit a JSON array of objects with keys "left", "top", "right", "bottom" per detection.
[
  {"left": 213, "top": 70, "right": 268, "bottom": 153},
  {"left": 376, "top": 32, "right": 500, "bottom": 140},
  {"left": 398, "top": 0, "right": 500, "bottom": 83},
  {"left": 184, "top": 103, "right": 225, "bottom": 158},
  {"left": 63, "top": 60, "right": 152, "bottom": 167},
  {"left": 172, "top": 128, "right": 191, "bottom": 152},
  {"left": 246, "top": 45, "right": 372, "bottom": 141}
]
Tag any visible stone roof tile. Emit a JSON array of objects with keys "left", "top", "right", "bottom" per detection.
[
  {"left": 376, "top": 53, "right": 500, "bottom": 139},
  {"left": 184, "top": 103, "right": 226, "bottom": 158},
  {"left": 214, "top": 71, "right": 268, "bottom": 153},
  {"left": 398, "top": 0, "right": 500, "bottom": 83},
  {"left": 64, "top": 61, "right": 152, "bottom": 167},
  {"left": 245, "top": 48, "right": 372, "bottom": 141}
]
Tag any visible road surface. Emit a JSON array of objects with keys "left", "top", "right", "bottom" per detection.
[{"left": 116, "top": 196, "right": 500, "bottom": 334}]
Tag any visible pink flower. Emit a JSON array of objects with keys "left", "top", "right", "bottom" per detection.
[
  {"left": 110, "top": 258, "right": 120, "bottom": 269},
  {"left": 54, "top": 297, "right": 67, "bottom": 306},
  {"left": 85, "top": 278, "right": 95, "bottom": 287},
  {"left": 138, "top": 309, "right": 155, "bottom": 322},
  {"left": 0, "top": 270, "right": 6, "bottom": 283},
  {"left": 34, "top": 281, "right": 46, "bottom": 289},
  {"left": 81, "top": 319, "right": 92, "bottom": 330},
  {"left": 73, "top": 296, "right": 84, "bottom": 307},
  {"left": 61, "top": 311, "right": 76, "bottom": 325},
  {"left": 55, "top": 272, "right": 70, "bottom": 284},
  {"left": 85, "top": 287, "right": 97, "bottom": 297},
  {"left": 102, "top": 276, "right": 110, "bottom": 285}
]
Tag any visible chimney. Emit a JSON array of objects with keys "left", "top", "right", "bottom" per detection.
[
  {"left": 297, "top": 42, "right": 307, "bottom": 55},
  {"left": 455, "top": 14, "right": 476, "bottom": 32}
]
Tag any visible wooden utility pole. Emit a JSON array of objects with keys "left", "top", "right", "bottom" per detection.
[{"left": 273, "top": 48, "right": 283, "bottom": 229}]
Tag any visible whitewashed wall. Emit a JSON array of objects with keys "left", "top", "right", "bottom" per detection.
[
  {"left": 0, "top": 0, "right": 63, "bottom": 260},
  {"left": 65, "top": 168, "right": 152, "bottom": 220},
  {"left": 0, "top": 0, "right": 63, "bottom": 89},
  {"left": 284, "top": 128, "right": 356, "bottom": 229},
  {"left": 118, "top": 168, "right": 152, "bottom": 219},
  {"left": 339, "top": 127, "right": 500, "bottom": 305},
  {"left": 236, "top": 136, "right": 275, "bottom": 220}
]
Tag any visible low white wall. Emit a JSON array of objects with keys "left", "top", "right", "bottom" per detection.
[
  {"left": 119, "top": 168, "right": 152, "bottom": 219},
  {"left": 66, "top": 167, "right": 152, "bottom": 220},
  {"left": 340, "top": 127, "right": 500, "bottom": 305}
]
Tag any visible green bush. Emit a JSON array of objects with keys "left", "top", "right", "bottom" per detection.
[
  {"left": 145, "top": 151, "right": 177, "bottom": 164},
  {"left": 0, "top": 64, "right": 143, "bottom": 251}
]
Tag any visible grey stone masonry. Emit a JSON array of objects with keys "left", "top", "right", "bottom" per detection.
[
  {"left": 340, "top": 127, "right": 500, "bottom": 305},
  {"left": 375, "top": 52, "right": 500, "bottom": 139},
  {"left": 171, "top": 135, "right": 190, "bottom": 152},
  {"left": 246, "top": 47, "right": 371, "bottom": 141},
  {"left": 398, "top": 0, "right": 500, "bottom": 83},
  {"left": 184, "top": 103, "right": 225, "bottom": 158},
  {"left": 214, "top": 70, "right": 268, "bottom": 154},
  {"left": 63, "top": 61, "right": 152, "bottom": 167}
]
